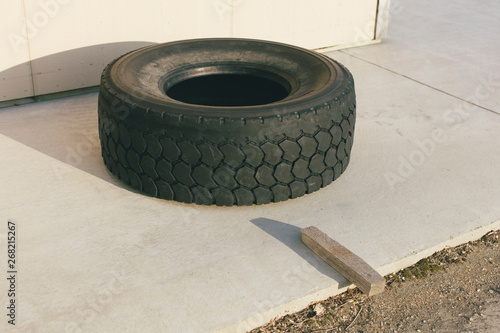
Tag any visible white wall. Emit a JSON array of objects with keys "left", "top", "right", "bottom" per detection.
[
  {"left": 0, "top": 0, "right": 389, "bottom": 103},
  {"left": 1, "top": 2, "right": 33, "bottom": 101}
]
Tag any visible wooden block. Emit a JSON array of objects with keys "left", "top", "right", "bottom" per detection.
[{"left": 301, "top": 226, "right": 385, "bottom": 296}]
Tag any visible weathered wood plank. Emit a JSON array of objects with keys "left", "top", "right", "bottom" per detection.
[{"left": 301, "top": 226, "right": 385, "bottom": 296}]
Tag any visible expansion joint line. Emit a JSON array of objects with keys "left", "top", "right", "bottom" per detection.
[{"left": 339, "top": 50, "right": 500, "bottom": 117}]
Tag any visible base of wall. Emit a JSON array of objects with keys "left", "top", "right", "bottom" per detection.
[
  {"left": 315, "top": 39, "right": 380, "bottom": 53},
  {"left": 0, "top": 86, "right": 99, "bottom": 109}
]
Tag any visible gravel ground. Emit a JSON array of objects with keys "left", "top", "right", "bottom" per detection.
[{"left": 250, "top": 230, "right": 500, "bottom": 333}]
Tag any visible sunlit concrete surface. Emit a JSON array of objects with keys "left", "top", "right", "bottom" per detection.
[{"left": 1, "top": 0, "right": 499, "bottom": 332}]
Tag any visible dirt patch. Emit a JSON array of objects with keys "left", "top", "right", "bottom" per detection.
[{"left": 250, "top": 230, "right": 500, "bottom": 332}]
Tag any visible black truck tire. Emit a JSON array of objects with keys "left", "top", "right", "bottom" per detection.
[{"left": 98, "top": 38, "right": 356, "bottom": 206}]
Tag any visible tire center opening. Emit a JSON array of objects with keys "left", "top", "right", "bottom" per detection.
[{"left": 164, "top": 70, "right": 291, "bottom": 107}]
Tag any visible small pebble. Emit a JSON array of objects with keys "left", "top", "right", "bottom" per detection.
[{"left": 313, "top": 303, "right": 325, "bottom": 316}]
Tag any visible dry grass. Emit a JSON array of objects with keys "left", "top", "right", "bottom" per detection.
[{"left": 249, "top": 229, "right": 499, "bottom": 333}]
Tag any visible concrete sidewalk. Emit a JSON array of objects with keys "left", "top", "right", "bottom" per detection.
[{"left": 1, "top": 1, "right": 499, "bottom": 332}]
